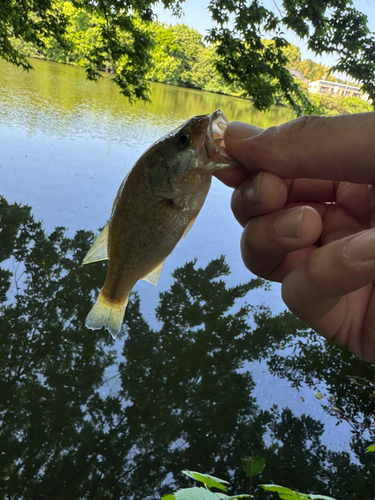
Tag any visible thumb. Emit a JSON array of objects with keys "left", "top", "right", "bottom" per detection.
[{"left": 224, "top": 113, "right": 375, "bottom": 185}]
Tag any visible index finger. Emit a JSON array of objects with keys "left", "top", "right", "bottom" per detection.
[
  {"left": 215, "top": 123, "right": 264, "bottom": 187},
  {"left": 224, "top": 113, "right": 375, "bottom": 185}
]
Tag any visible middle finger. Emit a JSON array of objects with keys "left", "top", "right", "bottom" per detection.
[{"left": 231, "top": 173, "right": 337, "bottom": 227}]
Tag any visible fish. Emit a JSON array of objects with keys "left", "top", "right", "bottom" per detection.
[{"left": 83, "top": 109, "right": 235, "bottom": 338}]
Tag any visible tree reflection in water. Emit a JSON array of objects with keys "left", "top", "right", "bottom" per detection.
[{"left": 0, "top": 196, "right": 374, "bottom": 499}]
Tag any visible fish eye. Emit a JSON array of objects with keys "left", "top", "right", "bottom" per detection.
[{"left": 177, "top": 132, "right": 190, "bottom": 146}]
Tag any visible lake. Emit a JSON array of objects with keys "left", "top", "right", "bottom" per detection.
[{"left": 1, "top": 58, "right": 374, "bottom": 499}]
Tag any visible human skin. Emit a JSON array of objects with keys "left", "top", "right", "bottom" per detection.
[{"left": 216, "top": 113, "right": 375, "bottom": 362}]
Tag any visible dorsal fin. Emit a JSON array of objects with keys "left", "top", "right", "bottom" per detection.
[
  {"left": 142, "top": 261, "right": 164, "bottom": 285},
  {"left": 83, "top": 222, "right": 109, "bottom": 265}
]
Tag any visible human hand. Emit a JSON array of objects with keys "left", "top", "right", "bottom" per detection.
[{"left": 218, "top": 113, "right": 375, "bottom": 361}]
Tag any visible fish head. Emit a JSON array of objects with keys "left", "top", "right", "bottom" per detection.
[
  {"left": 147, "top": 110, "right": 235, "bottom": 198},
  {"left": 167, "top": 109, "right": 233, "bottom": 169}
]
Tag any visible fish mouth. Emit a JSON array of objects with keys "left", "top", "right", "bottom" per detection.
[{"left": 204, "top": 110, "right": 232, "bottom": 164}]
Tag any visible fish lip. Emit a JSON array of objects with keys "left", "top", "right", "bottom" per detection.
[{"left": 204, "top": 109, "right": 232, "bottom": 162}]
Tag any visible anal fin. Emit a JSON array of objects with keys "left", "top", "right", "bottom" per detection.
[
  {"left": 83, "top": 222, "right": 109, "bottom": 265},
  {"left": 142, "top": 261, "right": 164, "bottom": 286}
]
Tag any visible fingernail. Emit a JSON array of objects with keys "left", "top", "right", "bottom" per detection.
[
  {"left": 274, "top": 207, "right": 304, "bottom": 239},
  {"left": 245, "top": 172, "right": 263, "bottom": 205},
  {"left": 344, "top": 230, "right": 375, "bottom": 262},
  {"left": 226, "top": 121, "right": 263, "bottom": 140}
]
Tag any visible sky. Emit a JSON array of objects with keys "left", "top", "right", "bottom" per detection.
[{"left": 153, "top": 0, "right": 375, "bottom": 69}]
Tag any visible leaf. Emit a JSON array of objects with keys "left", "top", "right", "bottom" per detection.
[
  {"left": 244, "top": 456, "right": 266, "bottom": 477},
  {"left": 260, "top": 484, "right": 304, "bottom": 499},
  {"left": 216, "top": 494, "right": 251, "bottom": 499},
  {"left": 175, "top": 487, "right": 222, "bottom": 500},
  {"left": 227, "top": 497, "right": 251, "bottom": 500},
  {"left": 182, "top": 471, "right": 229, "bottom": 491},
  {"left": 365, "top": 443, "right": 375, "bottom": 453},
  {"left": 308, "top": 496, "right": 337, "bottom": 500},
  {"left": 260, "top": 485, "right": 337, "bottom": 500},
  {"left": 161, "top": 495, "right": 175, "bottom": 500},
  {"left": 175, "top": 489, "right": 251, "bottom": 500}
]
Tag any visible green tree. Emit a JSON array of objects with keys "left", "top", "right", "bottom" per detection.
[
  {"left": 294, "top": 58, "right": 329, "bottom": 81},
  {"left": 282, "top": 43, "right": 301, "bottom": 67},
  {"left": 148, "top": 23, "right": 207, "bottom": 88},
  {"left": 1, "top": 0, "right": 172, "bottom": 102},
  {"left": 148, "top": 23, "right": 182, "bottom": 85},
  {"left": 148, "top": 23, "right": 238, "bottom": 94},
  {"left": 207, "top": 0, "right": 375, "bottom": 112},
  {"left": 308, "top": 93, "right": 374, "bottom": 115}
]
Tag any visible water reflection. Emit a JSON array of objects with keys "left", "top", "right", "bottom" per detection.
[
  {"left": 0, "top": 58, "right": 294, "bottom": 142},
  {"left": 1, "top": 196, "right": 374, "bottom": 499}
]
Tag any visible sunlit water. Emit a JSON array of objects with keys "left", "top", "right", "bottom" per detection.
[{"left": 0, "top": 58, "right": 364, "bottom": 467}]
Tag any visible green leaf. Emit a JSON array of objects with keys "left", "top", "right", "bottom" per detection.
[
  {"left": 308, "top": 496, "right": 337, "bottom": 500},
  {"left": 175, "top": 487, "right": 222, "bottom": 500},
  {"left": 260, "top": 485, "right": 303, "bottom": 499},
  {"left": 365, "top": 443, "right": 375, "bottom": 453},
  {"left": 175, "top": 489, "right": 251, "bottom": 500},
  {"left": 244, "top": 456, "right": 266, "bottom": 477},
  {"left": 161, "top": 495, "right": 175, "bottom": 500},
  {"left": 182, "top": 471, "right": 229, "bottom": 491},
  {"left": 216, "top": 494, "right": 251, "bottom": 500},
  {"left": 260, "top": 485, "right": 336, "bottom": 500}
]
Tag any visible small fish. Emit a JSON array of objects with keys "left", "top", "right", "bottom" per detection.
[{"left": 83, "top": 110, "right": 235, "bottom": 338}]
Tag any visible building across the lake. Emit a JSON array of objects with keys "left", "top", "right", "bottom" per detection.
[{"left": 308, "top": 79, "right": 368, "bottom": 100}]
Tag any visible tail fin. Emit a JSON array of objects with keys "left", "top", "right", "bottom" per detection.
[{"left": 85, "top": 291, "right": 128, "bottom": 339}]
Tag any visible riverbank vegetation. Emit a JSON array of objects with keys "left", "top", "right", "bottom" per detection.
[
  {"left": 308, "top": 93, "right": 374, "bottom": 115},
  {"left": 2, "top": 0, "right": 375, "bottom": 114}
]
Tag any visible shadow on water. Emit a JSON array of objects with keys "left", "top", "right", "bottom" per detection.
[{"left": 1, "top": 196, "right": 375, "bottom": 499}]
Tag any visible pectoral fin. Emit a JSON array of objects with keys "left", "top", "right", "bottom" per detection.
[
  {"left": 83, "top": 222, "right": 109, "bottom": 265},
  {"left": 142, "top": 261, "right": 164, "bottom": 285}
]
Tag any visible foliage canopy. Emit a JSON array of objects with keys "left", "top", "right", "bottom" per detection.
[{"left": 1, "top": 0, "right": 375, "bottom": 113}]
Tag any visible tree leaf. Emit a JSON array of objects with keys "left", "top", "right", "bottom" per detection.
[
  {"left": 308, "top": 496, "right": 337, "bottom": 500},
  {"left": 182, "top": 471, "right": 229, "bottom": 491},
  {"left": 161, "top": 495, "right": 175, "bottom": 500},
  {"left": 365, "top": 443, "right": 375, "bottom": 453},
  {"left": 260, "top": 484, "right": 303, "bottom": 499},
  {"left": 175, "top": 487, "right": 222, "bottom": 500},
  {"left": 216, "top": 494, "right": 251, "bottom": 499},
  {"left": 260, "top": 485, "right": 336, "bottom": 500},
  {"left": 244, "top": 456, "right": 266, "bottom": 477}
]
